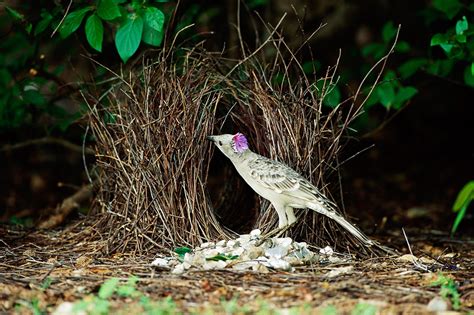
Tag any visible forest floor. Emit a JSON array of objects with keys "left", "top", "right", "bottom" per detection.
[{"left": 1, "top": 222, "right": 473, "bottom": 314}]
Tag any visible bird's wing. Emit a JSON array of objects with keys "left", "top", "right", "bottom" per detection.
[{"left": 247, "top": 155, "right": 330, "bottom": 203}]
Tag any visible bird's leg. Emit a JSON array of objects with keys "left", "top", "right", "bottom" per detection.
[
  {"left": 285, "top": 206, "right": 297, "bottom": 226},
  {"left": 255, "top": 222, "right": 296, "bottom": 246},
  {"left": 255, "top": 204, "right": 296, "bottom": 246}
]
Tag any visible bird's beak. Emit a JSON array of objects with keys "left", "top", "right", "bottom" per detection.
[{"left": 207, "top": 135, "right": 215, "bottom": 142}]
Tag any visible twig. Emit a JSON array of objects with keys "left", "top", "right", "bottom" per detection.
[{"left": 0, "top": 137, "right": 94, "bottom": 155}]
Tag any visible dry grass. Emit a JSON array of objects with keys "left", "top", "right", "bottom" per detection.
[
  {"left": 85, "top": 18, "right": 397, "bottom": 256},
  {"left": 88, "top": 49, "right": 228, "bottom": 254}
]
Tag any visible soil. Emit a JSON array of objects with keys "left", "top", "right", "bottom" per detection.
[{"left": 0, "top": 221, "right": 473, "bottom": 314}]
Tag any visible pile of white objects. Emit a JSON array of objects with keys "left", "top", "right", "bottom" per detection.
[{"left": 151, "top": 229, "right": 334, "bottom": 274}]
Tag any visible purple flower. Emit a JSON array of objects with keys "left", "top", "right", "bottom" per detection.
[{"left": 232, "top": 133, "right": 249, "bottom": 153}]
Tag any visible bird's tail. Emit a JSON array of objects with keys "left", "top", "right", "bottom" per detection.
[{"left": 307, "top": 202, "right": 374, "bottom": 246}]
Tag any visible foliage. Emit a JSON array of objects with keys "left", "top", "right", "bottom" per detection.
[
  {"left": 451, "top": 180, "right": 474, "bottom": 235},
  {"left": 174, "top": 246, "right": 192, "bottom": 261},
  {"left": 6, "top": 1, "right": 169, "bottom": 63},
  {"left": 351, "top": 303, "right": 378, "bottom": 315},
  {"left": 361, "top": 22, "right": 418, "bottom": 111},
  {"left": 70, "top": 276, "right": 180, "bottom": 314},
  {"left": 1, "top": 0, "right": 173, "bottom": 132},
  {"left": 430, "top": 273, "right": 461, "bottom": 310},
  {"left": 333, "top": 1, "right": 474, "bottom": 130}
]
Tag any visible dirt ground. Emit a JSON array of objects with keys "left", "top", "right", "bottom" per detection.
[{"left": 1, "top": 221, "right": 473, "bottom": 315}]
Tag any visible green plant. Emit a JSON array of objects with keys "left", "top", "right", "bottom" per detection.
[
  {"left": 430, "top": 273, "right": 461, "bottom": 310},
  {"left": 7, "top": 1, "right": 170, "bottom": 64},
  {"left": 320, "top": 305, "right": 338, "bottom": 315},
  {"left": 70, "top": 276, "right": 181, "bottom": 314},
  {"left": 341, "top": 1, "right": 474, "bottom": 131},
  {"left": 361, "top": 21, "right": 418, "bottom": 111},
  {"left": 15, "top": 297, "right": 45, "bottom": 315},
  {"left": 351, "top": 302, "right": 377, "bottom": 315},
  {"left": 1, "top": 1, "right": 174, "bottom": 132},
  {"left": 451, "top": 180, "right": 474, "bottom": 235}
]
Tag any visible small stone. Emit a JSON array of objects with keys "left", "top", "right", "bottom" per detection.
[
  {"left": 203, "top": 260, "right": 227, "bottom": 270},
  {"left": 244, "top": 246, "right": 265, "bottom": 259},
  {"left": 325, "top": 266, "right": 354, "bottom": 278},
  {"left": 267, "top": 257, "right": 292, "bottom": 271},
  {"left": 53, "top": 302, "right": 85, "bottom": 315},
  {"left": 172, "top": 264, "right": 185, "bottom": 274},
  {"left": 252, "top": 263, "right": 269, "bottom": 273},
  {"left": 320, "top": 246, "right": 334, "bottom": 256},
  {"left": 231, "top": 247, "right": 244, "bottom": 256},
  {"left": 250, "top": 229, "right": 261, "bottom": 239},
  {"left": 216, "top": 240, "right": 227, "bottom": 247},
  {"left": 427, "top": 296, "right": 448, "bottom": 312},
  {"left": 200, "top": 242, "right": 215, "bottom": 248},
  {"left": 151, "top": 258, "right": 169, "bottom": 267}
]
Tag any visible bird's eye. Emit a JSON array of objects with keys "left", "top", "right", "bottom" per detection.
[{"left": 218, "top": 141, "right": 223, "bottom": 146}]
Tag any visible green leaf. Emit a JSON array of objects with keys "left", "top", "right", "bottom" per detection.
[
  {"left": 117, "top": 285, "right": 137, "bottom": 297},
  {"left": 41, "top": 277, "right": 52, "bottom": 290},
  {"left": 115, "top": 14, "right": 144, "bottom": 63},
  {"left": 5, "top": 6, "right": 24, "bottom": 21},
  {"left": 432, "top": 0, "right": 461, "bottom": 19},
  {"left": 393, "top": 86, "right": 418, "bottom": 110},
  {"left": 361, "top": 43, "right": 385, "bottom": 59},
  {"left": 451, "top": 203, "right": 468, "bottom": 235},
  {"left": 395, "top": 41, "right": 410, "bottom": 53},
  {"left": 453, "top": 181, "right": 474, "bottom": 212},
  {"left": 34, "top": 13, "right": 53, "bottom": 36},
  {"left": 302, "top": 60, "right": 321, "bottom": 74},
  {"left": 25, "top": 23, "right": 33, "bottom": 34},
  {"left": 98, "top": 278, "right": 120, "bottom": 299},
  {"left": 174, "top": 247, "right": 192, "bottom": 256},
  {"left": 59, "top": 7, "right": 93, "bottom": 39},
  {"left": 464, "top": 65, "right": 474, "bottom": 87},
  {"left": 426, "top": 59, "right": 454, "bottom": 76},
  {"left": 455, "top": 33, "right": 466, "bottom": 43},
  {"left": 351, "top": 303, "right": 377, "bottom": 315},
  {"left": 0, "top": 68, "right": 13, "bottom": 87},
  {"left": 440, "top": 42, "right": 454, "bottom": 54},
  {"left": 376, "top": 82, "right": 395, "bottom": 109},
  {"left": 471, "top": 62, "right": 474, "bottom": 76},
  {"left": 398, "top": 58, "right": 427, "bottom": 79},
  {"left": 23, "top": 90, "right": 46, "bottom": 107},
  {"left": 455, "top": 16, "right": 468, "bottom": 35},
  {"left": 430, "top": 33, "right": 447, "bottom": 46},
  {"left": 364, "top": 87, "right": 380, "bottom": 109},
  {"left": 144, "top": 7, "right": 165, "bottom": 32},
  {"left": 97, "top": 0, "right": 122, "bottom": 21},
  {"left": 142, "top": 23, "right": 164, "bottom": 46},
  {"left": 206, "top": 254, "right": 239, "bottom": 261},
  {"left": 85, "top": 14, "right": 104, "bottom": 52},
  {"left": 321, "top": 305, "right": 338, "bottom": 315},
  {"left": 323, "top": 84, "right": 341, "bottom": 108},
  {"left": 382, "top": 21, "right": 397, "bottom": 43}
]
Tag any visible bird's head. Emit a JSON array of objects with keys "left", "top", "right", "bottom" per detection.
[{"left": 207, "top": 133, "right": 249, "bottom": 158}]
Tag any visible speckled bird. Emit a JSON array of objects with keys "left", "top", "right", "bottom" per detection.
[{"left": 207, "top": 132, "right": 374, "bottom": 245}]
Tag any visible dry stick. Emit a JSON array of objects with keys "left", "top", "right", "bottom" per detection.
[
  {"left": 50, "top": 0, "right": 72, "bottom": 38},
  {"left": 346, "top": 25, "right": 402, "bottom": 126},
  {"left": 236, "top": 0, "right": 246, "bottom": 59},
  {"left": 222, "top": 13, "right": 287, "bottom": 81},
  {"left": 402, "top": 228, "right": 429, "bottom": 271},
  {"left": 0, "top": 137, "right": 94, "bottom": 155}
]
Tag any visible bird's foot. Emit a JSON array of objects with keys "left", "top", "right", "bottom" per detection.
[{"left": 255, "top": 223, "right": 295, "bottom": 247}]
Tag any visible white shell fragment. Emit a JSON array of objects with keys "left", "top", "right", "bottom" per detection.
[
  {"left": 320, "top": 246, "right": 334, "bottom": 256},
  {"left": 152, "top": 229, "right": 335, "bottom": 274},
  {"left": 151, "top": 257, "right": 169, "bottom": 268}
]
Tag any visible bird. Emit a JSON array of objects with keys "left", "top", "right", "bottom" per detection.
[{"left": 207, "top": 132, "right": 374, "bottom": 246}]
